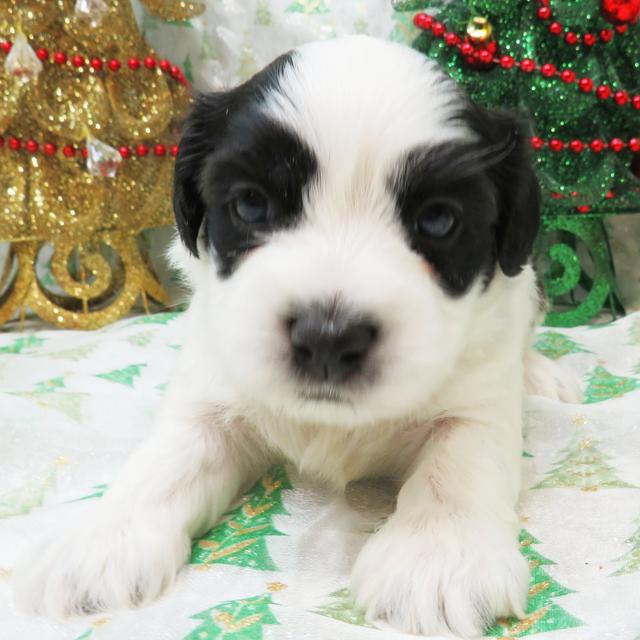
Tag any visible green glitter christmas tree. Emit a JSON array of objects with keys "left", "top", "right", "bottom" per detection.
[
  {"left": 190, "top": 466, "right": 291, "bottom": 571},
  {"left": 393, "top": 0, "right": 640, "bottom": 325},
  {"left": 395, "top": 0, "right": 640, "bottom": 217},
  {"left": 487, "top": 530, "right": 582, "bottom": 637},
  {"left": 184, "top": 593, "right": 279, "bottom": 640},
  {"left": 534, "top": 436, "right": 635, "bottom": 490}
]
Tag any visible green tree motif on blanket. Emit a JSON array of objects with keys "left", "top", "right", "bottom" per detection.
[
  {"left": 95, "top": 363, "right": 146, "bottom": 388},
  {"left": 389, "top": 8, "right": 420, "bottom": 44},
  {"left": 286, "top": 0, "right": 329, "bottom": 15},
  {"left": 583, "top": 366, "right": 640, "bottom": 404},
  {"left": 612, "top": 515, "right": 640, "bottom": 576},
  {"left": 35, "top": 343, "right": 96, "bottom": 361},
  {"left": 0, "top": 465, "right": 56, "bottom": 518},
  {"left": 190, "top": 466, "right": 291, "bottom": 571},
  {"left": 0, "top": 334, "right": 45, "bottom": 354},
  {"left": 534, "top": 332, "right": 589, "bottom": 360},
  {"left": 533, "top": 437, "right": 635, "bottom": 491},
  {"left": 10, "top": 376, "right": 85, "bottom": 422},
  {"left": 312, "top": 588, "right": 374, "bottom": 628},
  {"left": 72, "top": 484, "right": 108, "bottom": 502},
  {"left": 126, "top": 331, "right": 155, "bottom": 347},
  {"left": 129, "top": 311, "right": 181, "bottom": 326},
  {"left": 184, "top": 593, "right": 278, "bottom": 640},
  {"left": 486, "top": 530, "right": 582, "bottom": 637},
  {"left": 255, "top": 0, "right": 272, "bottom": 26}
]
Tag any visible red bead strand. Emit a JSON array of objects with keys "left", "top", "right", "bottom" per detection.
[
  {"left": 412, "top": 12, "right": 640, "bottom": 110},
  {"left": 0, "top": 40, "right": 188, "bottom": 86},
  {"left": 534, "top": 0, "right": 626, "bottom": 47},
  {"left": 2, "top": 133, "right": 178, "bottom": 162}
]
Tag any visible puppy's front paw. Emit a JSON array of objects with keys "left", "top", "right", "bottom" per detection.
[
  {"left": 12, "top": 513, "right": 189, "bottom": 617},
  {"left": 351, "top": 517, "right": 529, "bottom": 638}
]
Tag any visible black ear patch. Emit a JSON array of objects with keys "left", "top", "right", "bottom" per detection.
[
  {"left": 173, "top": 91, "right": 233, "bottom": 256},
  {"left": 172, "top": 53, "right": 295, "bottom": 257},
  {"left": 462, "top": 104, "right": 541, "bottom": 277}
]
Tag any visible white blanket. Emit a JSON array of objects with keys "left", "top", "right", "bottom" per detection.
[{"left": 1, "top": 312, "right": 639, "bottom": 640}]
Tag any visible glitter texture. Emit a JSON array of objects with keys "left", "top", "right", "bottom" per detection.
[
  {"left": 0, "top": 0, "right": 193, "bottom": 329},
  {"left": 398, "top": 0, "right": 640, "bottom": 326}
]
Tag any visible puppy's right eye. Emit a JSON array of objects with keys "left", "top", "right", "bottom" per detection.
[{"left": 230, "top": 189, "right": 270, "bottom": 224}]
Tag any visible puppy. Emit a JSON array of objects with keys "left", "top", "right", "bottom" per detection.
[{"left": 14, "top": 35, "right": 572, "bottom": 637}]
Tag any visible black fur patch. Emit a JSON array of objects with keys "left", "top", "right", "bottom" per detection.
[
  {"left": 173, "top": 52, "right": 318, "bottom": 276},
  {"left": 392, "top": 102, "right": 540, "bottom": 295}
]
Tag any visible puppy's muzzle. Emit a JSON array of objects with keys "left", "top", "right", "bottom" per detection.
[{"left": 288, "top": 305, "right": 378, "bottom": 383}]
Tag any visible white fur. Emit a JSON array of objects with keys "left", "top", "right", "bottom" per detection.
[{"left": 13, "top": 36, "right": 574, "bottom": 637}]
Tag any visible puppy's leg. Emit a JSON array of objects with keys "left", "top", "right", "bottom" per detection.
[
  {"left": 13, "top": 406, "right": 267, "bottom": 617},
  {"left": 351, "top": 412, "right": 529, "bottom": 638},
  {"left": 524, "top": 347, "right": 582, "bottom": 403}
]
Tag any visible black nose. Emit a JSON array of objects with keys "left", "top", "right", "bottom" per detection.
[{"left": 288, "top": 307, "right": 378, "bottom": 383}]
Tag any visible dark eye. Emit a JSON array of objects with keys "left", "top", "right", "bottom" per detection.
[
  {"left": 230, "top": 189, "right": 270, "bottom": 224},
  {"left": 415, "top": 200, "right": 460, "bottom": 239}
]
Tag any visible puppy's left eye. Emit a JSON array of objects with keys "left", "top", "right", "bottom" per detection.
[
  {"left": 230, "top": 189, "right": 271, "bottom": 224},
  {"left": 416, "top": 200, "right": 460, "bottom": 239}
]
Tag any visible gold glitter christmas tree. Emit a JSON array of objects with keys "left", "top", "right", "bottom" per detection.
[{"left": 0, "top": 0, "right": 203, "bottom": 329}]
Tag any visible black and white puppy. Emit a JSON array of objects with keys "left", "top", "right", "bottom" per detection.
[{"left": 14, "top": 36, "right": 578, "bottom": 637}]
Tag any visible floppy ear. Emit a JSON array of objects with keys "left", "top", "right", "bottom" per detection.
[
  {"left": 173, "top": 52, "right": 295, "bottom": 257},
  {"left": 173, "top": 91, "right": 234, "bottom": 257},
  {"left": 465, "top": 105, "right": 541, "bottom": 277},
  {"left": 490, "top": 116, "right": 541, "bottom": 277}
]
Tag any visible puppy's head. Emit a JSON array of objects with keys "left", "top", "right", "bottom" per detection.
[{"left": 173, "top": 36, "right": 540, "bottom": 426}]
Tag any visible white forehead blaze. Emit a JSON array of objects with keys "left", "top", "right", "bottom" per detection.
[{"left": 261, "top": 36, "right": 470, "bottom": 187}]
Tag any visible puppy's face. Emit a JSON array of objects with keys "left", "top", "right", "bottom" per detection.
[{"left": 174, "top": 36, "right": 540, "bottom": 427}]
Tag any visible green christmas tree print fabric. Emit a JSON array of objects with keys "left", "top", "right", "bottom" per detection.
[
  {"left": 487, "top": 531, "right": 582, "bottom": 637},
  {"left": 2, "top": 310, "right": 640, "bottom": 639},
  {"left": 191, "top": 466, "right": 292, "bottom": 571},
  {"left": 185, "top": 593, "right": 279, "bottom": 640}
]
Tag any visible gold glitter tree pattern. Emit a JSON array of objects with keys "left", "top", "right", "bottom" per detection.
[
  {"left": 0, "top": 0, "right": 194, "bottom": 328},
  {"left": 533, "top": 437, "right": 635, "bottom": 491}
]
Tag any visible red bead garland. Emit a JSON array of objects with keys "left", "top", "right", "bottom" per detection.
[
  {"left": 1, "top": 134, "right": 178, "bottom": 162},
  {"left": 412, "top": 12, "right": 640, "bottom": 111},
  {"left": 0, "top": 39, "right": 189, "bottom": 86},
  {"left": 529, "top": 135, "right": 640, "bottom": 153},
  {"left": 535, "top": 0, "right": 628, "bottom": 46}
]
